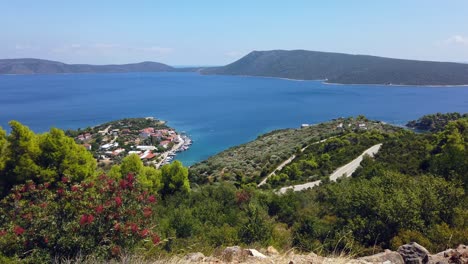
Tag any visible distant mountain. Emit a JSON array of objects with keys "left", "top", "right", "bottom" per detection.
[
  {"left": 0, "top": 58, "right": 174, "bottom": 74},
  {"left": 201, "top": 50, "right": 468, "bottom": 85}
]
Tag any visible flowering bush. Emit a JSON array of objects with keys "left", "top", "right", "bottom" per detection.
[{"left": 0, "top": 174, "right": 159, "bottom": 261}]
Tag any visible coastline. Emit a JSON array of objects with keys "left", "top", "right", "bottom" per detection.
[{"left": 200, "top": 72, "right": 468, "bottom": 87}]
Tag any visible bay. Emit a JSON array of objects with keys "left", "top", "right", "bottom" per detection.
[{"left": 1, "top": 72, "right": 467, "bottom": 166}]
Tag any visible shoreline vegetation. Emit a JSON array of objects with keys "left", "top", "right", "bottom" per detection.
[{"left": 0, "top": 113, "right": 466, "bottom": 263}]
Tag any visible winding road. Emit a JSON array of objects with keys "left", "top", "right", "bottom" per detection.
[
  {"left": 258, "top": 138, "right": 331, "bottom": 187},
  {"left": 278, "top": 143, "right": 382, "bottom": 194}
]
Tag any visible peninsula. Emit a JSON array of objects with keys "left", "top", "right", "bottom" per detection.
[
  {"left": 65, "top": 117, "right": 192, "bottom": 168},
  {"left": 201, "top": 50, "right": 468, "bottom": 85}
]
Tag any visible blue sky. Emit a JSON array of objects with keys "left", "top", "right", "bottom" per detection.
[{"left": 1, "top": 0, "right": 468, "bottom": 65}]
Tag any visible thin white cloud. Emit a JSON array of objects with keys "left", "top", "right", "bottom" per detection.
[
  {"left": 445, "top": 35, "right": 468, "bottom": 45},
  {"left": 14, "top": 44, "right": 39, "bottom": 51}
]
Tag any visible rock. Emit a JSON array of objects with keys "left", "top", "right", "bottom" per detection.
[
  {"left": 266, "top": 246, "right": 279, "bottom": 256},
  {"left": 245, "top": 248, "right": 268, "bottom": 259},
  {"left": 432, "top": 244, "right": 468, "bottom": 264},
  {"left": 185, "top": 252, "right": 205, "bottom": 262},
  {"left": 398, "top": 242, "right": 430, "bottom": 264},
  {"left": 359, "top": 249, "right": 404, "bottom": 264},
  {"left": 220, "top": 246, "right": 245, "bottom": 262}
]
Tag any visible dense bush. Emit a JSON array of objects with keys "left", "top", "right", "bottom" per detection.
[{"left": 0, "top": 174, "right": 160, "bottom": 262}]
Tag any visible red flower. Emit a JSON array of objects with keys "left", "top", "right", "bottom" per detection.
[
  {"left": 139, "top": 229, "right": 149, "bottom": 238},
  {"left": 0, "top": 230, "right": 6, "bottom": 236},
  {"left": 44, "top": 182, "right": 50, "bottom": 188},
  {"left": 119, "top": 179, "right": 128, "bottom": 189},
  {"left": 95, "top": 205, "right": 104, "bottom": 214},
  {"left": 152, "top": 234, "right": 161, "bottom": 245},
  {"left": 127, "top": 173, "right": 135, "bottom": 184},
  {"left": 79, "top": 215, "right": 88, "bottom": 226},
  {"left": 61, "top": 177, "right": 69, "bottom": 183},
  {"left": 57, "top": 188, "right": 64, "bottom": 196},
  {"left": 71, "top": 185, "right": 79, "bottom": 192},
  {"left": 79, "top": 214, "right": 95, "bottom": 225},
  {"left": 87, "top": 214, "right": 95, "bottom": 224},
  {"left": 13, "top": 226, "right": 25, "bottom": 236},
  {"left": 143, "top": 207, "right": 152, "bottom": 218},
  {"left": 111, "top": 245, "right": 121, "bottom": 256},
  {"left": 115, "top": 196, "right": 122, "bottom": 207},
  {"left": 148, "top": 195, "right": 156, "bottom": 203},
  {"left": 114, "top": 222, "right": 121, "bottom": 231},
  {"left": 39, "top": 202, "right": 47, "bottom": 208}
]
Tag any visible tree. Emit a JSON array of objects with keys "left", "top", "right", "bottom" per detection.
[
  {"left": 0, "top": 127, "right": 6, "bottom": 172},
  {"left": 0, "top": 121, "right": 41, "bottom": 194},
  {"left": 37, "top": 128, "right": 96, "bottom": 182},
  {"left": 120, "top": 154, "right": 143, "bottom": 176},
  {"left": 139, "top": 166, "right": 162, "bottom": 192},
  {"left": 0, "top": 122, "right": 97, "bottom": 196},
  {"left": 161, "top": 161, "right": 190, "bottom": 196}
]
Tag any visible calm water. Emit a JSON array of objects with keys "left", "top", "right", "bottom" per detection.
[{"left": 1, "top": 72, "right": 467, "bottom": 165}]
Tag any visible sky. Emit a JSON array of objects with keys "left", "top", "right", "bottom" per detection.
[{"left": 1, "top": 0, "right": 468, "bottom": 66}]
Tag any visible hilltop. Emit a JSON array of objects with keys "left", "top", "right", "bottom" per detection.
[
  {"left": 0, "top": 58, "right": 174, "bottom": 74},
  {"left": 201, "top": 50, "right": 468, "bottom": 85}
]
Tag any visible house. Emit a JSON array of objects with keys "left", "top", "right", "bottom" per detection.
[
  {"left": 337, "top": 123, "right": 343, "bottom": 129},
  {"left": 77, "top": 133, "right": 92, "bottom": 141},
  {"left": 83, "top": 143, "right": 92, "bottom": 150},
  {"left": 139, "top": 128, "right": 155, "bottom": 139},
  {"left": 100, "top": 142, "right": 118, "bottom": 150},
  {"left": 112, "top": 148, "right": 125, "bottom": 156},
  {"left": 159, "top": 140, "right": 171, "bottom": 148},
  {"left": 139, "top": 150, "right": 156, "bottom": 160},
  {"left": 128, "top": 150, "right": 142, "bottom": 155},
  {"left": 301, "top": 124, "right": 310, "bottom": 128},
  {"left": 136, "top": 145, "right": 157, "bottom": 151}
]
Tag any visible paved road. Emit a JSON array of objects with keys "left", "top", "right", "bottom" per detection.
[
  {"left": 258, "top": 138, "right": 331, "bottom": 187},
  {"left": 278, "top": 143, "right": 382, "bottom": 194},
  {"left": 329, "top": 143, "right": 382, "bottom": 181}
]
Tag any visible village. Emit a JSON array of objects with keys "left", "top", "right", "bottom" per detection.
[{"left": 70, "top": 117, "right": 192, "bottom": 168}]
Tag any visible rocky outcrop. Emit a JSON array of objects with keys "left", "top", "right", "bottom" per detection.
[
  {"left": 180, "top": 244, "right": 468, "bottom": 263},
  {"left": 359, "top": 249, "right": 405, "bottom": 264},
  {"left": 398, "top": 242, "right": 430, "bottom": 263}
]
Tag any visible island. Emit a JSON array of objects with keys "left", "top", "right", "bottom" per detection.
[
  {"left": 65, "top": 117, "right": 192, "bottom": 168},
  {"left": 200, "top": 50, "right": 468, "bottom": 85},
  {"left": 0, "top": 58, "right": 174, "bottom": 74}
]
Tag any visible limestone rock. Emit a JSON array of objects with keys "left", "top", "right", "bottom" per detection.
[
  {"left": 245, "top": 248, "right": 268, "bottom": 259},
  {"left": 185, "top": 252, "right": 205, "bottom": 262},
  {"left": 359, "top": 249, "right": 404, "bottom": 264},
  {"left": 266, "top": 246, "right": 279, "bottom": 256},
  {"left": 398, "top": 242, "right": 430, "bottom": 264},
  {"left": 220, "top": 246, "right": 246, "bottom": 262}
]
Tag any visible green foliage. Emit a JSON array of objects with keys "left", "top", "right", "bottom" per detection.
[
  {"left": 0, "top": 122, "right": 96, "bottom": 196},
  {"left": 108, "top": 155, "right": 162, "bottom": 193},
  {"left": 120, "top": 154, "right": 144, "bottom": 176},
  {"left": 406, "top": 112, "right": 468, "bottom": 132},
  {"left": 161, "top": 161, "right": 190, "bottom": 196}
]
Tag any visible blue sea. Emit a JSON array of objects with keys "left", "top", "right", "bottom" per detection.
[{"left": 1, "top": 72, "right": 467, "bottom": 166}]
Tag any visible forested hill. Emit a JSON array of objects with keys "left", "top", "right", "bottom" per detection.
[
  {"left": 0, "top": 58, "right": 174, "bottom": 74},
  {"left": 201, "top": 50, "right": 468, "bottom": 85}
]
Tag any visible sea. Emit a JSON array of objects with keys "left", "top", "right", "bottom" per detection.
[{"left": 1, "top": 72, "right": 467, "bottom": 166}]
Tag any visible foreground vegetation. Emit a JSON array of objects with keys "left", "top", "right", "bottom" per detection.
[{"left": 0, "top": 114, "right": 466, "bottom": 262}]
